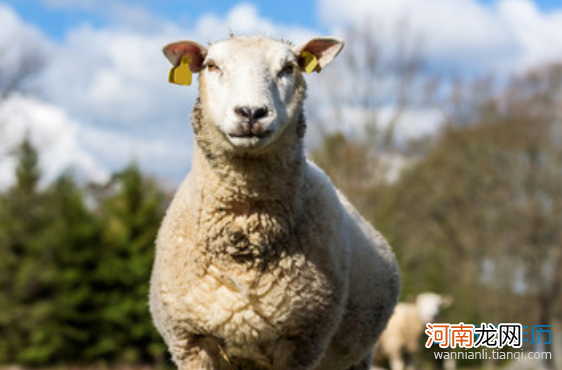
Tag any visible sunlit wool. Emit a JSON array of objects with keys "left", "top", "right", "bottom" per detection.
[{"left": 150, "top": 35, "right": 400, "bottom": 370}]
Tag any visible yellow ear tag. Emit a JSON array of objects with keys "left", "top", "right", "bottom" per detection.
[
  {"left": 301, "top": 51, "right": 319, "bottom": 74},
  {"left": 168, "top": 55, "right": 192, "bottom": 86}
]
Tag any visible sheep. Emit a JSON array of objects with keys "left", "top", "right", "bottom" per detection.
[
  {"left": 149, "top": 35, "right": 400, "bottom": 370},
  {"left": 373, "top": 292, "right": 453, "bottom": 370}
]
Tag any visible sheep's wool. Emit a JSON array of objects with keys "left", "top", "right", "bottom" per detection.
[
  {"left": 374, "top": 293, "right": 451, "bottom": 370},
  {"left": 150, "top": 36, "right": 400, "bottom": 370}
]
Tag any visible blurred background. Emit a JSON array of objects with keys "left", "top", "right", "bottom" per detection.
[{"left": 0, "top": 0, "right": 561, "bottom": 369}]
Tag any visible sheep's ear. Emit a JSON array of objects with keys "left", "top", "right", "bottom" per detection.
[
  {"left": 163, "top": 41, "right": 207, "bottom": 72},
  {"left": 294, "top": 37, "right": 344, "bottom": 74},
  {"left": 441, "top": 295, "right": 454, "bottom": 309},
  {"left": 163, "top": 41, "right": 207, "bottom": 86}
]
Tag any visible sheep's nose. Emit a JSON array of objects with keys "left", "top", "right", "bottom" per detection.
[{"left": 234, "top": 106, "right": 269, "bottom": 121}]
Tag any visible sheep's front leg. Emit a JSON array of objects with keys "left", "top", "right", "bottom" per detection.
[
  {"left": 404, "top": 352, "right": 416, "bottom": 370},
  {"left": 346, "top": 351, "right": 373, "bottom": 370},
  {"left": 272, "top": 334, "right": 329, "bottom": 370},
  {"left": 170, "top": 335, "right": 225, "bottom": 370},
  {"left": 388, "top": 354, "right": 405, "bottom": 370}
]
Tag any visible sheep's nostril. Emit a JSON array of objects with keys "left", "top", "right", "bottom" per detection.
[
  {"left": 234, "top": 106, "right": 269, "bottom": 121},
  {"left": 235, "top": 106, "right": 252, "bottom": 119},
  {"left": 253, "top": 107, "right": 268, "bottom": 120}
]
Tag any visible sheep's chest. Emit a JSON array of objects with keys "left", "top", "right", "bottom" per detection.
[
  {"left": 168, "top": 252, "right": 323, "bottom": 364},
  {"left": 161, "top": 209, "right": 332, "bottom": 363},
  {"left": 190, "top": 260, "right": 298, "bottom": 329}
]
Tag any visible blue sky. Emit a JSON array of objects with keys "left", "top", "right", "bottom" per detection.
[
  {"left": 1, "top": 0, "right": 321, "bottom": 40},
  {"left": 1, "top": 0, "right": 562, "bottom": 187},
  {"left": 5, "top": 0, "right": 560, "bottom": 41},
  {"left": 478, "top": 0, "right": 560, "bottom": 10}
]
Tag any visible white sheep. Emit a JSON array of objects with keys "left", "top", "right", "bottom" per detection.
[
  {"left": 149, "top": 35, "right": 400, "bottom": 370},
  {"left": 373, "top": 292, "right": 453, "bottom": 370}
]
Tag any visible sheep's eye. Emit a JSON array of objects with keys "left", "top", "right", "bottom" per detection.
[
  {"left": 206, "top": 61, "right": 220, "bottom": 72},
  {"left": 278, "top": 64, "right": 294, "bottom": 78}
]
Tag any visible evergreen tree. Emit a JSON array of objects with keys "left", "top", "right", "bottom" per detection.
[
  {"left": 0, "top": 138, "right": 53, "bottom": 364},
  {"left": 88, "top": 163, "right": 167, "bottom": 363},
  {"left": 41, "top": 173, "right": 102, "bottom": 362},
  {"left": 0, "top": 141, "right": 169, "bottom": 365}
]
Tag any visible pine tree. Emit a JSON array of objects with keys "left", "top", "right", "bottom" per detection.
[
  {"left": 0, "top": 138, "right": 53, "bottom": 363},
  {"left": 0, "top": 141, "right": 169, "bottom": 365},
  {"left": 88, "top": 163, "right": 167, "bottom": 363},
  {"left": 41, "top": 173, "right": 102, "bottom": 362}
]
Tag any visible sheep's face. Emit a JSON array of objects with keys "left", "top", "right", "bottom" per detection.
[
  {"left": 200, "top": 38, "right": 302, "bottom": 150},
  {"left": 416, "top": 293, "right": 453, "bottom": 323},
  {"left": 163, "top": 36, "right": 344, "bottom": 152}
]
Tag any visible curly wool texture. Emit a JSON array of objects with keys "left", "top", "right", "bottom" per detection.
[{"left": 150, "top": 36, "right": 400, "bottom": 370}]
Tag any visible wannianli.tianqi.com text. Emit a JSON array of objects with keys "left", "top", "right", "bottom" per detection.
[{"left": 433, "top": 349, "right": 552, "bottom": 361}]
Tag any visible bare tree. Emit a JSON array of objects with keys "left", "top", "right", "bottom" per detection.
[
  {"left": 311, "top": 19, "right": 562, "bottom": 370},
  {"left": 0, "top": 38, "right": 45, "bottom": 157},
  {"left": 0, "top": 51, "right": 43, "bottom": 100},
  {"left": 311, "top": 21, "right": 439, "bottom": 217},
  {"left": 385, "top": 63, "right": 562, "bottom": 369},
  {"left": 502, "top": 65, "right": 562, "bottom": 369}
]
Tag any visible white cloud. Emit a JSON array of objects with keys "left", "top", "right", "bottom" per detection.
[
  {"left": 309, "top": 103, "right": 444, "bottom": 141},
  {"left": 37, "top": 3, "right": 317, "bottom": 181},
  {"left": 195, "top": 3, "right": 317, "bottom": 44},
  {"left": 1, "top": 2, "right": 319, "bottom": 187},
  {"left": 4, "top": 0, "right": 562, "bottom": 189},
  {"left": 12, "top": 0, "right": 562, "bottom": 189},
  {"left": 384, "top": 107, "right": 445, "bottom": 139},
  {"left": 318, "top": 0, "right": 562, "bottom": 75},
  {"left": 0, "top": 3, "right": 45, "bottom": 51},
  {"left": 41, "top": 24, "right": 187, "bottom": 129},
  {"left": 196, "top": 3, "right": 275, "bottom": 40},
  {"left": 77, "top": 123, "right": 193, "bottom": 182},
  {"left": 0, "top": 4, "right": 52, "bottom": 94},
  {"left": 497, "top": 0, "right": 562, "bottom": 71},
  {"left": 40, "top": 2, "right": 314, "bottom": 132},
  {"left": 35, "top": 23, "right": 202, "bottom": 183},
  {"left": 0, "top": 95, "right": 108, "bottom": 188}
]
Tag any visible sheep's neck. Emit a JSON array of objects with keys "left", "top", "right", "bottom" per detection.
[
  {"left": 192, "top": 145, "right": 304, "bottom": 270},
  {"left": 190, "top": 97, "right": 307, "bottom": 208},
  {"left": 192, "top": 144, "right": 305, "bottom": 207}
]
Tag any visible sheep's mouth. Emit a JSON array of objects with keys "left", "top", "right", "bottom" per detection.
[
  {"left": 224, "top": 119, "right": 277, "bottom": 149},
  {"left": 226, "top": 130, "right": 274, "bottom": 149},
  {"left": 228, "top": 131, "right": 271, "bottom": 139},
  {"left": 228, "top": 121, "right": 272, "bottom": 139}
]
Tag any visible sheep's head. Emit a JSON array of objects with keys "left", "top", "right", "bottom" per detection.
[
  {"left": 163, "top": 36, "right": 343, "bottom": 152},
  {"left": 416, "top": 292, "right": 454, "bottom": 323}
]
